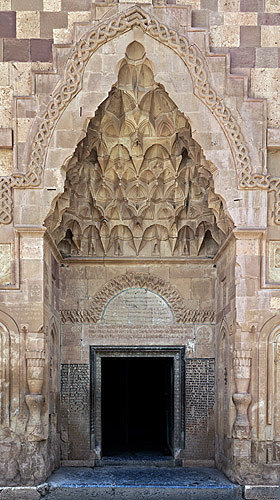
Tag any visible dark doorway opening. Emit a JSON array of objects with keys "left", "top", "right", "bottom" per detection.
[{"left": 101, "top": 357, "right": 174, "bottom": 458}]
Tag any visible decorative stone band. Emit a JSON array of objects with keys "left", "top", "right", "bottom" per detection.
[
  {"left": 60, "top": 272, "right": 215, "bottom": 324},
  {"left": 0, "top": 5, "right": 274, "bottom": 225},
  {"left": 232, "top": 349, "right": 252, "bottom": 441}
]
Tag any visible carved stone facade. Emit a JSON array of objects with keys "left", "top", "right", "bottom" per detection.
[{"left": 1, "top": 0, "right": 280, "bottom": 495}]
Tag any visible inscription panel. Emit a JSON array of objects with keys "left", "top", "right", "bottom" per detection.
[
  {"left": 185, "top": 358, "right": 215, "bottom": 460},
  {"left": 102, "top": 288, "right": 174, "bottom": 325},
  {"left": 61, "top": 363, "right": 91, "bottom": 461}
]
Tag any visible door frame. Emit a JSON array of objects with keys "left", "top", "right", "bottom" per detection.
[{"left": 90, "top": 346, "right": 185, "bottom": 461}]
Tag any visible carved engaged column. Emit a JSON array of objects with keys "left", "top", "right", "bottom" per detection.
[
  {"left": 232, "top": 350, "right": 252, "bottom": 439},
  {"left": 24, "top": 327, "right": 45, "bottom": 441}
]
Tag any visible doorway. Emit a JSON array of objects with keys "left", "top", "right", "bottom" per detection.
[
  {"left": 90, "top": 347, "right": 185, "bottom": 462},
  {"left": 101, "top": 357, "right": 173, "bottom": 457}
]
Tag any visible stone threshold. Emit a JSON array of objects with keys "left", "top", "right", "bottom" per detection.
[{"left": 0, "top": 469, "right": 278, "bottom": 500}]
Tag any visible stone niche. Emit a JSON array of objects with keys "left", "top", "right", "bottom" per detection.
[
  {"left": 46, "top": 40, "right": 233, "bottom": 468},
  {"left": 45, "top": 41, "right": 233, "bottom": 260}
]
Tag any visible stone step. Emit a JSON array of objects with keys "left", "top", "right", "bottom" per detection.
[{"left": 45, "top": 466, "right": 242, "bottom": 500}]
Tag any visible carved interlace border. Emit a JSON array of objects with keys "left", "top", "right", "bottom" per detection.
[
  {"left": 60, "top": 272, "right": 215, "bottom": 324},
  {"left": 0, "top": 6, "right": 277, "bottom": 225}
]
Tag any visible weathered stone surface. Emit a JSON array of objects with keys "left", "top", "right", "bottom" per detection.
[{"left": 0, "top": 0, "right": 279, "bottom": 490}]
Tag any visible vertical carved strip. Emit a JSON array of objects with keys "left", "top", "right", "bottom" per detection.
[
  {"left": 232, "top": 350, "right": 252, "bottom": 440},
  {"left": 24, "top": 327, "right": 45, "bottom": 441}
]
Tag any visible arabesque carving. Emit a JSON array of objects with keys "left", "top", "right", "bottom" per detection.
[
  {"left": 60, "top": 271, "right": 215, "bottom": 324},
  {"left": 1, "top": 6, "right": 274, "bottom": 226},
  {"left": 46, "top": 42, "right": 233, "bottom": 258}
]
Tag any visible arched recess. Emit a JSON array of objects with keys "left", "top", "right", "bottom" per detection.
[
  {"left": 37, "top": 6, "right": 265, "bottom": 230},
  {"left": 0, "top": 310, "right": 20, "bottom": 430}
]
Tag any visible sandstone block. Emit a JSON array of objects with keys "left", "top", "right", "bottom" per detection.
[
  {"left": 210, "top": 25, "right": 239, "bottom": 47},
  {"left": 240, "top": 26, "right": 261, "bottom": 47},
  {"left": 258, "top": 13, "right": 280, "bottom": 25},
  {"left": 201, "top": 0, "right": 218, "bottom": 10},
  {"left": 43, "top": 0, "right": 61, "bottom": 9},
  {"left": 11, "top": 0, "right": 42, "bottom": 9},
  {"left": 218, "top": 0, "right": 240, "bottom": 11},
  {"left": 30, "top": 39, "right": 53, "bottom": 62},
  {"left": 0, "top": 11, "right": 16, "bottom": 38},
  {"left": 265, "top": 0, "right": 279, "bottom": 12},
  {"left": 230, "top": 47, "right": 255, "bottom": 68},
  {"left": 225, "top": 12, "right": 257, "bottom": 24},
  {"left": 3, "top": 39, "right": 30, "bottom": 62},
  {"left": 61, "top": 0, "right": 91, "bottom": 10},
  {"left": 261, "top": 25, "right": 280, "bottom": 46},
  {"left": 68, "top": 11, "right": 91, "bottom": 31},
  {"left": 16, "top": 11, "right": 40, "bottom": 39},
  {"left": 256, "top": 47, "right": 279, "bottom": 67},
  {"left": 0, "top": 1, "right": 11, "bottom": 9},
  {"left": 240, "top": 0, "right": 264, "bottom": 10},
  {"left": 0, "top": 128, "right": 12, "bottom": 148},
  {"left": 40, "top": 11, "right": 68, "bottom": 38},
  {"left": 0, "top": 149, "right": 13, "bottom": 176},
  {"left": 267, "top": 128, "right": 280, "bottom": 148}
]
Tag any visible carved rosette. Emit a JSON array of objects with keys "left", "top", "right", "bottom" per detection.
[
  {"left": 232, "top": 349, "right": 252, "bottom": 440},
  {"left": 25, "top": 328, "right": 45, "bottom": 441}
]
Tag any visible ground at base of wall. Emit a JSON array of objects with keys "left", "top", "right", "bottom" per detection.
[{"left": 0, "top": 467, "right": 278, "bottom": 500}]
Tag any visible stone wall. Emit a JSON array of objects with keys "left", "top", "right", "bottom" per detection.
[
  {"left": 0, "top": 0, "right": 280, "bottom": 488},
  {"left": 0, "top": 0, "right": 279, "bottom": 176}
]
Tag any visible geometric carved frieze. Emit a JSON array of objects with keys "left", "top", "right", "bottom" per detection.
[
  {"left": 0, "top": 6, "right": 271, "bottom": 226},
  {"left": 46, "top": 42, "right": 233, "bottom": 259},
  {"left": 60, "top": 272, "right": 215, "bottom": 324},
  {"left": 0, "top": 243, "right": 12, "bottom": 285}
]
